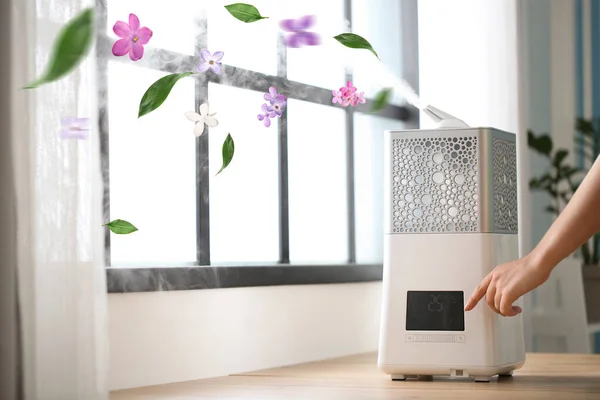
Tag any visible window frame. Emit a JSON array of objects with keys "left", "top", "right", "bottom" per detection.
[{"left": 97, "top": 0, "right": 420, "bottom": 292}]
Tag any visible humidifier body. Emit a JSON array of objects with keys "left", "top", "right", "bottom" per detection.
[{"left": 378, "top": 127, "right": 526, "bottom": 382}]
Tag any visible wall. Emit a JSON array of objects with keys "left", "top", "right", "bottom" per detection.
[{"left": 108, "top": 282, "right": 382, "bottom": 391}]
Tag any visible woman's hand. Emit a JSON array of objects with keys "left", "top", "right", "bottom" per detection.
[
  {"left": 466, "top": 156, "right": 600, "bottom": 317},
  {"left": 464, "top": 254, "right": 552, "bottom": 316}
]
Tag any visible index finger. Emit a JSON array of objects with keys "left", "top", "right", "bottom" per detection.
[{"left": 464, "top": 274, "right": 492, "bottom": 311}]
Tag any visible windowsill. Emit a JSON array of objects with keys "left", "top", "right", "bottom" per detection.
[{"left": 106, "top": 264, "right": 383, "bottom": 293}]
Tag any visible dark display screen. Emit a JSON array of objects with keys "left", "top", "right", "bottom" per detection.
[{"left": 406, "top": 291, "right": 465, "bottom": 331}]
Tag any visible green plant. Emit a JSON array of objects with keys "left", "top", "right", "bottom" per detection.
[{"left": 528, "top": 118, "right": 600, "bottom": 265}]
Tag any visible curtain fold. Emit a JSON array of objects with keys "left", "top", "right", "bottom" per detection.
[{"left": 1, "top": 0, "right": 109, "bottom": 398}]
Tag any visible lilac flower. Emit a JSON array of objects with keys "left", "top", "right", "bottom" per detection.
[
  {"left": 112, "top": 14, "right": 153, "bottom": 61},
  {"left": 280, "top": 15, "right": 320, "bottom": 48},
  {"left": 340, "top": 80, "right": 357, "bottom": 97},
  {"left": 257, "top": 104, "right": 276, "bottom": 127},
  {"left": 267, "top": 97, "right": 287, "bottom": 117},
  {"left": 331, "top": 90, "right": 346, "bottom": 106},
  {"left": 184, "top": 103, "right": 218, "bottom": 136},
  {"left": 264, "top": 86, "right": 286, "bottom": 104},
  {"left": 197, "top": 49, "right": 224, "bottom": 75},
  {"left": 351, "top": 91, "right": 366, "bottom": 106},
  {"left": 332, "top": 80, "right": 365, "bottom": 107},
  {"left": 60, "top": 117, "right": 89, "bottom": 139}
]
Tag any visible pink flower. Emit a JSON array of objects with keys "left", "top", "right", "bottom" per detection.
[
  {"left": 112, "top": 14, "right": 153, "bottom": 61},
  {"left": 332, "top": 81, "right": 365, "bottom": 107},
  {"left": 332, "top": 90, "right": 345, "bottom": 105},
  {"left": 340, "top": 80, "right": 357, "bottom": 97},
  {"left": 351, "top": 91, "right": 366, "bottom": 106}
]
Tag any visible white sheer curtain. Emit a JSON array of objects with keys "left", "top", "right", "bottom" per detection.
[{"left": 0, "top": 0, "right": 109, "bottom": 399}]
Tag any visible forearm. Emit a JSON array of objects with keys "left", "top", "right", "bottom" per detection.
[{"left": 530, "top": 156, "right": 600, "bottom": 271}]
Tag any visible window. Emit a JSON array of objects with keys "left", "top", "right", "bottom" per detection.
[{"left": 98, "top": 0, "right": 417, "bottom": 269}]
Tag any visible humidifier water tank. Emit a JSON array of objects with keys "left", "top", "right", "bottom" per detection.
[{"left": 378, "top": 127, "right": 526, "bottom": 383}]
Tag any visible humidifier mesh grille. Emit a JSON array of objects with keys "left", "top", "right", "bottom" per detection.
[
  {"left": 492, "top": 138, "right": 518, "bottom": 232},
  {"left": 391, "top": 137, "right": 479, "bottom": 233}
]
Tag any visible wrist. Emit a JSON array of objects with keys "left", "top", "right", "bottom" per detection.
[{"left": 527, "top": 247, "right": 557, "bottom": 274}]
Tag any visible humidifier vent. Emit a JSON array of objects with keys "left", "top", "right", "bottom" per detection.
[
  {"left": 492, "top": 138, "right": 518, "bottom": 233},
  {"left": 388, "top": 128, "right": 518, "bottom": 235},
  {"left": 391, "top": 136, "right": 480, "bottom": 234}
]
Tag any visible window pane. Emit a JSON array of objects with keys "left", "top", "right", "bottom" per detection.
[
  {"left": 208, "top": 83, "right": 279, "bottom": 263},
  {"left": 108, "top": 62, "right": 197, "bottom": 265},
  {"left": 353, "top": 113, "right": 406, "bottom": 263},
  {"left": 287, "top": 100, "right": 347, "bottom": 263},
  {"left": 285, "top": 0, "right": 346, "bottom": 90},
  {"left": 106, "top": 0, "right": 200, "bottom": 55},
  {"left": 351, "top": 0, "right": 403, "bottom": 101},
  {"left": 207, "top": 0, "right": 278, "bottom": 76}
]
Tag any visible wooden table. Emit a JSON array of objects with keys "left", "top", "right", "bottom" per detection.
[{"left": 110, "top": 352, "right": 600, "bottom": 399}]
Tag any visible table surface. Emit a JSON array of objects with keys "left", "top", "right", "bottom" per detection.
[{"left": 110, "top": 352, "right": 600, "bottom": 399}]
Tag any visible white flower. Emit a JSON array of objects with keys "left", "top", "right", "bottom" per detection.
[{"left": 184, "top": 103, "right": 218, "bottom": 136}]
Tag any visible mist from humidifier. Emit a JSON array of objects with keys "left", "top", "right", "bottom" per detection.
[
  {"left": 331, "top": 41, "right": 425, "bottom": 110},
  {"left": 333, "top": 41, "right": 469, "bottom": 128}
]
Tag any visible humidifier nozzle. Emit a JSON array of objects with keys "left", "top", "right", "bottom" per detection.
[{"left": 422, "top": 105, "right": 470, "bottom": 129}]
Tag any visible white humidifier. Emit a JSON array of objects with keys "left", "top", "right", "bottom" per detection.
[{"left": 377, "top": 107, "right": 526, "bottom": 382}]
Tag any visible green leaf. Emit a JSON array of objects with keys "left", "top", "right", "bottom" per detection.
[
  {"left": 333, "top": 33, "right": 379, "bottom": 59},
  {"left": 553, "top": 149, "right": 569, "bottom": 167},
  {"left": 224, "top": 3, "right": 268, "bottom": 23},
  {"left": 537, "top": 173, "right": 552, "bottom": 184},
  {"left": 24, "top": 8, "right": 94, "bottom": 89},
  {"left": 576, "top": 117, "right": 595, "bottom": 137},
  {"left": 103, "top": 219, "right": 138, "bottom": 235},
  {"left": 527, "top": 130, "right": 553, "bottom": 156},
  {"left": 371, "top": 88, "right": 393, "bottom": 112},
  {"left": 138, "top": 72, "right": 194, "bottom": 118},
  {"left": 217, "top": 133, "right": 235, "bottom": 175},
  {"left": 559, "top": 165, "right": 580, "bottom": 179}
]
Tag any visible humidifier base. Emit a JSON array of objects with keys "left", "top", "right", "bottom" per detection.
[{"left": 381, "top": 361, "right": 523, "bottom": 383}]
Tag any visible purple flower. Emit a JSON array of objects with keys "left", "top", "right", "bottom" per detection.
[
  {"left": 257, "top": 104, "right": 276, "bottom": 127},
  {"left": 264, "top": 86, "right": 286, "bottom": 104},
  {"left": 60, "top": 117, "right": 89, "bottom": 140},
  {"left": 197, "top": 49, "right": 224, "bottom": 75},
  {"left": 267, "top": 97, "right": 287, "bottom": 117},
  {"left": 112, "top": 13, "right": 153, "bottom": 61},
  {"left": 280, "top": 15, "right": 320, "bottom": 48}
]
